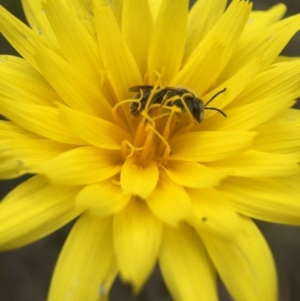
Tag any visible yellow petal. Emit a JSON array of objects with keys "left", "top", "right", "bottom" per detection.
[
  {"left": 169, "top": 131, "right": 256, "bottom": 162},
  {"left": 76, "top": 180, "right": 130, "bottom": 216},
  {"left": 41, "top": 146, "right": 121, "bottom": 185},
  {"left": 159, "top": 223, "right": 218, "bottom": 301},
  {"left": 147, "top": 170, "right": 191, "bottom": 226},
  {"left": 0, "top": 147, "right": 28, "bottom": 179},
  {"left": 172, "top": 0, "right": 252, "bottom": 94},
  {"left": 187, "top": 187, "right": 244, "bottom": 239},
  {"left": 121, "top": 0, "right": 152, "bottom": 75},
  {"left": 279, "top": 173, "right": 300, "bottom": 192},
  {"left": 0, "top": 120, "right": 36, "bottom": 139},
  {"left": 105, "top": 0, "right": 123, "bottom": 28},
  {"left": 206, "top": 150, "right": 299, "bottom": 177},
  {"left": 148, "top": 0, "right": 163, "bottom": 22},
  {"left": 220, "top": 14, "right": 300, "bottom": 81},
  {"left": 204, "top": 92, "right": 295, "bottom": 132},
  {"left": 253, "top": 109, "right": 300, "bottom": 154},
  {"left": 94, "top": 4, "right": 142, "bottom": 100},
  {"left": 54, "top": 0, "right": 112, "bottom": 103},
  {"left": 43, "top": 0, "right": 104, "bottom": 90},
  {"left": 163, "top": 161, "right": 226, "bottom": 188},
  {"left": 0, "top": 175, "right": 83, "bottom": 250},
  {"left": 244, "top": 4, "right": 286, "bottom": 33},
  {"left": 196, "top": 54, "right": 266, "bottom": 123},
  {"left": 0, "top": 125, "right": 63, "bottom": 177},
  {"left": 0, "top": 99, "right": 85, "bottom": 145},
  {"left": 184, "top": 0, "right": 226, "bottom": 62},
  {"left": 148, "top": 0, "right": 188, "bottom": 82},
  {"left": 35, "top": 42, "right": 112, "bottom": 119},
  {"left": 228, "top": 59, "right": 300, "bottom": 108},
  {"left": 48, "top": 214, "right": 117, "bottom": 301},
  {"left": 0, "top": 122, "right": 39, "bottom": 178},
  {"left": 120, "top": 157, "right": 159, "bottom": 199},
  {"left": 201, "top": 217, "right": 277, "bottom": 301},
  {"left": 275, "top": 55, "right": 300, "bottom": 63},
  {"left": 4, "top": 138, "right": 73, "bottom": 172},
  {"left": 58, "top": 104, "right": 130, "bottom": 150},
  {"left": 113, "top": 198, "right": 162, "bottom": 292},
  {"left": 58, "top": 0, "right": 98, "bottom": 39},
  {"left": 173, "top": 39, "right": 226, "bottom": 91},
  {"left": 0, "top": 6, "right": 57, "bottom": 70},
  {"left": 218, "top": 176, "right": 300, "bottom": 225},
  {"left": 0, "top": 55, "right": 61, "bottom": 106},
  {"left": 21, "top": 0, "right": 59, "bottom": 47}
]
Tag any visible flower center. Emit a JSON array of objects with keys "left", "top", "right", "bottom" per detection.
[{"left": 114, "top": 85, "right": 197, "bottom": 166}]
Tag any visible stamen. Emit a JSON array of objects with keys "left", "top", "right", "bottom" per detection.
[
  {"left": 180, "top": 93, "right": 196, "bottom": 123},
  {"left": 146, "top": 124, "right": 171, "bottom": 164},
  {"left": 138, "top": 127, "right": 155, "bottom": 163},
  {"left": 121, "top": 140, "right": 145, "bottom": 160},
  {"left": 133, "top": 119, "right": 147, "bottom": 147},
  {"left": 152, "top": 111, "right": 172, "bottom": 121},
  {"left": 156, "top": 106, "right": 178, "bottom": 156},
  {"left": 165, "top": 93, "right": 195, "bottom": 124},
  {"left": 145, "top": 68, "right": 165, "bottom": 86},
  {"left": 111, "top": 99, "right": 134, "bottom": 126},
  {"left": 113, "top": 99, "right": 136, "bottom": 117},
  {"left": 144, "top": 84, "right": 160, "bottom": 112},
  {"left": 112, "top": 89, "right": 146, "bottom": 128},
  {"left": 163, "top": 106, "right": 179, "bottom": 139},
  {"left": 113, "top": 89, "right": 144, "bottom": 118},
  {"left": 140, "top": 111, "right": 156, "bottom": 127}
]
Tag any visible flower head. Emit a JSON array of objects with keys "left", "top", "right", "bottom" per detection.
[{"left": 0, "top": 0, "right": 300, "bottom": 300}]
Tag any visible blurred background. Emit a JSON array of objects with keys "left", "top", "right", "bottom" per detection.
[{"left": 0, "top": 0, "right": 299, "bottom": 300}]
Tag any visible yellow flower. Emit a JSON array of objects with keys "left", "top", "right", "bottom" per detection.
[{"left": 0, "top": 0, "right": 300, "bottom": 300}]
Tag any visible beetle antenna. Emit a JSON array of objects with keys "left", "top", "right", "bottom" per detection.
[
  {"left": 205, "top": 88, "right": 226, "bottom": 106},
  {"left": 205, "top": 107, "right": 227, "bottom": 117}
]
